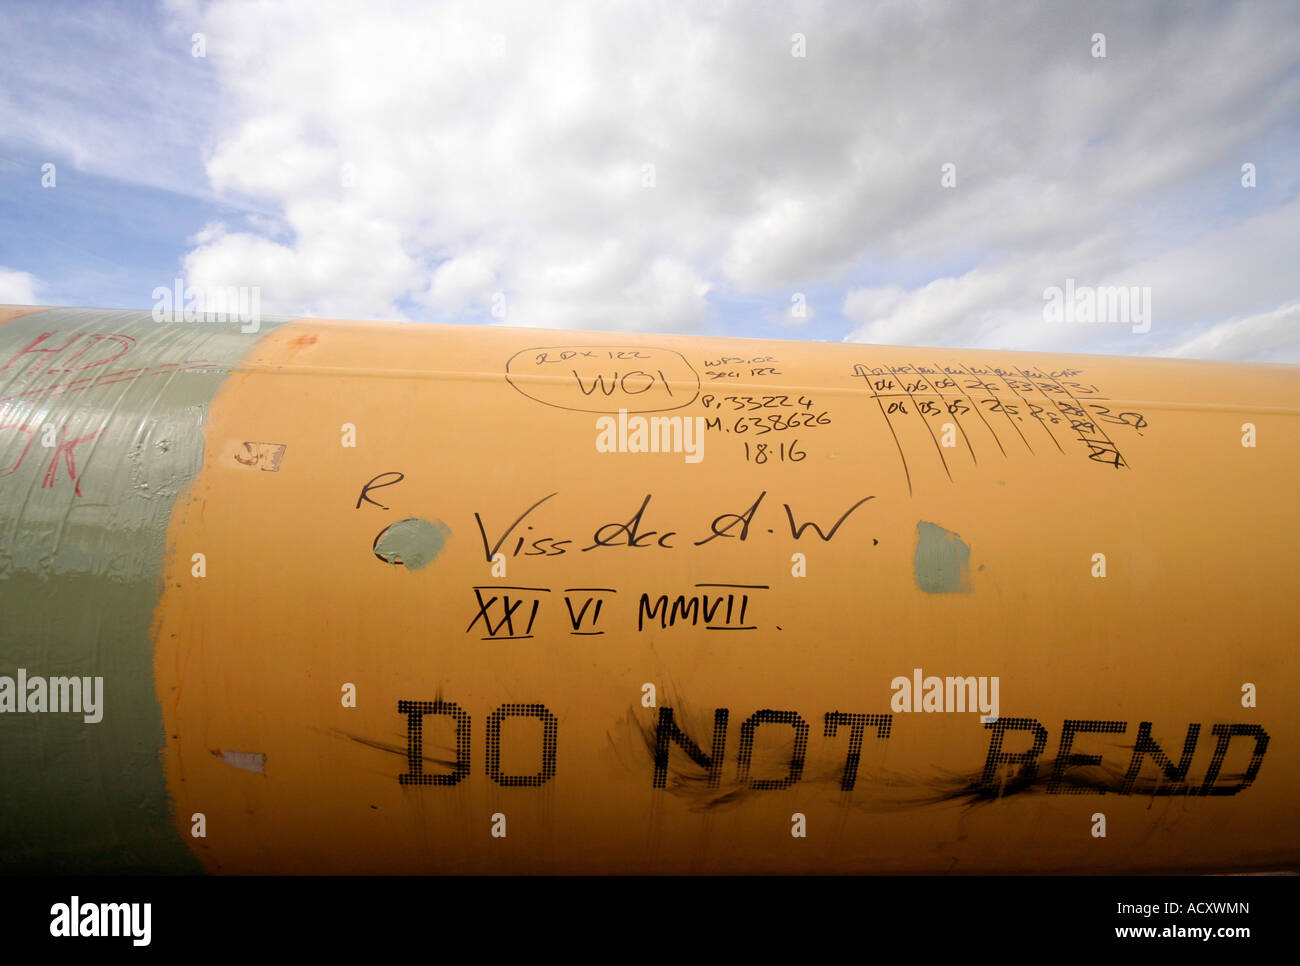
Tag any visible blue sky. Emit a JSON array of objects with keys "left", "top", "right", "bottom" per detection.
[{"left": 2, "top": 0, "right": 1298, "bottom": 360}]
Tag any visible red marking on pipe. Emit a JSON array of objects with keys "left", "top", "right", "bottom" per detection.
[{"left": 0, "top": 361, "right": 219, "bottom": 403}]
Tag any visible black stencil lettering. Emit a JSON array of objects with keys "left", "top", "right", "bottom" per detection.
[
  {"left": 979, "top": 717, "right": 1048, "bottom": 790},
  {"left": 397, "top": 700, "right": 471, "bottom": 786},
  {"left": 1047, "top": 719, "right": 1126, "bottom": 794},
  {"left": 1121, "top": 722, "right": 1200, "bottom": 794},
  {"left": 486, "top": 703, "right": 558, "bottom": 786},
  {"left": 653, "top": 707, "right": 729, "bottom": 789},
  {"left": 824, "top": 712, "right": 892, "bottom": 791},
  {"left": 737, "top": 710, "right": 810, "bottom": 790},
  {"left": 1200, "top": 724, "right": 1270, "bottom": 796}
]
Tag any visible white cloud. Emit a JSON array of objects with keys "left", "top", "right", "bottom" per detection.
[
  {"left": 181, "top": 213, "right": 420, "bottom": 320},
  {"left": 0, "top": 267, "right": 40, "bottom": 304},
  {"left": 1166, "top": 300, "right": 1300, "bottom": 364},
  {"left": 844, "top": 198, "right": 1300, "bottom": 361},
  {"left": 500, "top": 249, "right": 712, "bottom": 331},
  {"left": 423, "top": 252, "right": 500, "bottom": 315},
  {"left": 843, "top": 236, "right": 1126, "bottom": 349},
  {"left": 156, "top": 0, "right": 1300, "bottom": 351}
]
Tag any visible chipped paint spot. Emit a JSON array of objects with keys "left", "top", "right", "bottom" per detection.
[
  {"left": 211, "top": 750, "right": 266, "bottom": 774},
  {"left": 373, "top": 517, "right": 451, "bottom": 570},
  {"left": 914, "top": 521, "right": 971, "bottom": 594},
  {"left": 233, "top": 441, "right": 286, "bottom": 471}
]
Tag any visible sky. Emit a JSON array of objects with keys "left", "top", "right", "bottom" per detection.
[{"left": 0, "top": 0, "right": 1297, "bottom": 361}]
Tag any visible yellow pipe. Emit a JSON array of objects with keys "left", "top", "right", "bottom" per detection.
[{"left": 1, "top": 306, "right": 1295, "bottom": 873}]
